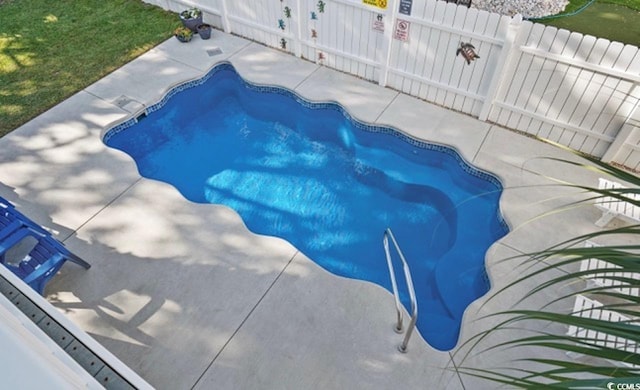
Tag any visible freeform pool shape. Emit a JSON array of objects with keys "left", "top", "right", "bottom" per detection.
[{"left": 104, "top": 62, "right": 509, "bottom": 351}]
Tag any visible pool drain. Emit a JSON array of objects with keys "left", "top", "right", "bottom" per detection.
[{"left": 206, "top": 48, "right": 223, "bottom": 57}]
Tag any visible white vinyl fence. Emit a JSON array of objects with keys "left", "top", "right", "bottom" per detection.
[{"left": 145, "top": 0, "right": 640, "bottom": 171}]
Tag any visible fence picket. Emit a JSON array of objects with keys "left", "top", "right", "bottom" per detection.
[
  {"left": 501, "top": 23, "right": 545, "bottom": 129},
  {"left": 524, "top": 29, "right": 571, "bottom": 138},
  {"left": 535, "top": 31, "right": 583, "bottom": 140},
  {"left": 335, "top": 3, "right": 346, "bottom": 71},
  {"left": 442, "top": 5, "right": 471, "bottom": 108},
  {"left": 408, "top": 23, "right": 427, "bottom": 97},
  {"left": 352, "top": 8, "right": 364, "bottom": 77},
  {"left": 414, "top": 0, "right": 437, "bottom": 100},
  {"left": 423, "top": 2, "right": 447, "bottom": 102},
  {"left": 433, "top": 4, "right": 460, "bottom": 105},
  {"left": 450, "top": 8, "right": 477, "bottom": 111},
  {"left": 542, "top": 34, "right": 596, "bottom": 140},
  {"left": 556, "top": 39, "right": 612, "bottom": 144},
  {"left": 463, "top": 10, "right": 499, "bottom": 114},
  {"left": 511, "top": 26, "right": 558, "bottom": 132}
]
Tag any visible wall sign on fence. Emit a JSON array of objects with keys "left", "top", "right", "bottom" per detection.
[
  {"left": 399, "top": 0, "right": 413, "bottom": 15},
  {"left": 363, "top": 0, "right": 387, "bottom": 9},
  {"left": 393, "top": 19, "right": 410, "bottom": 42},
  {"left": 372, "top": 14, "right": 385, "bottom": 33}
]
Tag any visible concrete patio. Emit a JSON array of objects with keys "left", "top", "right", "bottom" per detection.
[{"left": 0, "top": 31, "right": 634, "bottom": 389}]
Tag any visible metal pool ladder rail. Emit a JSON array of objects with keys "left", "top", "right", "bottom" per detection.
[{"left": 383, "top": 228, "right": 418, "bottom": 353}]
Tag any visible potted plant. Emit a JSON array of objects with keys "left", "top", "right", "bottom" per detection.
[
  {"left": 174, "top": 26, "right": 193, "bottom": 43},
  {"left": 197, "top": 23, "right": 212, "bottom": 40},
  {"left": 179, "top": 8, "right": 203, "bottom": 32}
]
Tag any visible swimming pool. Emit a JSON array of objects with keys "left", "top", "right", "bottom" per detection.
[{"left": 104, "top": 62, "right": 509, "bottom": 351}]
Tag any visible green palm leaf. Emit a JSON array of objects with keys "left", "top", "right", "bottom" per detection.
[{"left": 459, "top": 145, "right": 640, "bottom": 387}]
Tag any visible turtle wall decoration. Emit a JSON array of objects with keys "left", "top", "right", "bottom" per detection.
[{"left": 456, "top": 42, "right": 479, "bottom": 65}]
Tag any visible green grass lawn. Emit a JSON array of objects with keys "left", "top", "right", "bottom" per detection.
[
  {"left": 0, "top": 0, "right": 179, "bottom": 137},
  {"left": 537, "top": 1, "right": 640, "bottom": 46},
  {"left": 563, "top": 0, "right": 640, "bottom": 13}
]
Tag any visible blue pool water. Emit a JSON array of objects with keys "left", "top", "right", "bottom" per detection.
[{"left": 105, "top": 63, "right": 508, "bottom": 351}]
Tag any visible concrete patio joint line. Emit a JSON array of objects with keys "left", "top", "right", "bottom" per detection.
[
  {"left": 374, "top": 91, "right": 401, "bottom": 124},
  {"left": 292, "top": 65, "right": 322, "bottom": 95},
  {"left": 493, "top": 240, "right": 577, "bottom": 275},
  {"left": 496, "top": 241, "right": 527, "bottom": 257},
  {"left": 219, "top": 39, "right": 253, "bottom": 61},
  {"left": 472, "top": 125, "right": 493, "bottom": 164},
  {"left": 82, "top": 89, "right": 143, "bottom": 114},
  {"left": 190, "top": 249, "right": 300, "bottom": 390},
  {"left": 293, "top": 65, "right": 322, "bottom": 92},
  {"left": 163, "top": 56, "right": 204, "bottom": 74},
  {"left": 60, "top": 178, "right": 142, "bottom": 244}
]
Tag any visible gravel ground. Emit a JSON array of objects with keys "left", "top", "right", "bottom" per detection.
[{"left": 472, "top": 0, "right": 570, "bottom": 18}]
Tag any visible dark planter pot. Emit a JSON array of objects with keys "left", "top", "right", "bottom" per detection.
[
  {"left": 197, "top": 24, "right": 212, "bottom": 40},
  {"left": 180, "top": 14, "right": 203, "bottom": 32}
]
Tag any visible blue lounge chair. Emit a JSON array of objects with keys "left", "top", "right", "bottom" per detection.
[
  {"left": 0, "top": 197, "right": 50, "bottom": 240},
  {"left": 0, "top": 228, "right": 91, "bottom": 295},
  {"left": 0, "top": 196, "right": 90, "bottom": 294}
]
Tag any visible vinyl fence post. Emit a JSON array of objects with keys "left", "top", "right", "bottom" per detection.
[
  {"left": 379, "top": 0, "right": 400, "bottom": 87},
  {"left": 219, "top": 0, "right": 231, "bottom": 33},
  {"left": 601, "top": 97, "right": 640, "bottom": 163},
  {"left": 293, "top": 0, "right": 303, "bottom": 57},
  {"left": 478, "top": 14, "right": 523, "bottom": 121}
]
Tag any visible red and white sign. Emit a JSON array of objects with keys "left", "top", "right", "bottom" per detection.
[{"left": 393, "top": 19, "right": 410, "bottom": 42}]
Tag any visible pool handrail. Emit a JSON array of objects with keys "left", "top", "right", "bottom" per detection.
[{"left": 383, "top": 228, "right": 418, "bottom": 353}]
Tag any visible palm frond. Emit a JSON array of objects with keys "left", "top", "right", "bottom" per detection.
[{"left": 460, "top": 152, "right": 640, "bottom": 387}]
